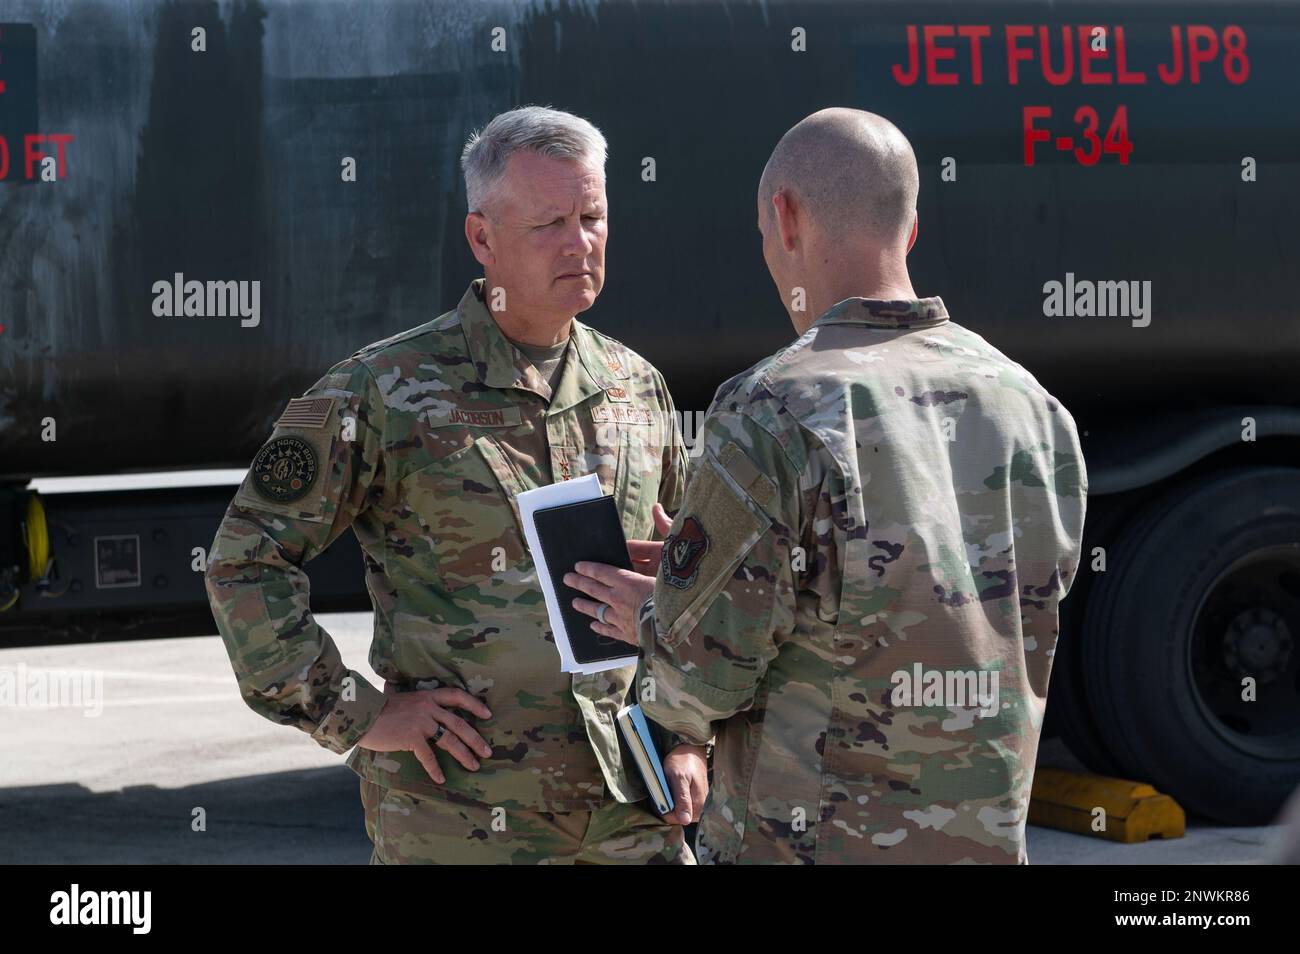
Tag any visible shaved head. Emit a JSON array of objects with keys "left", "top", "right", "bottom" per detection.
[{"left": 759, "top": 107, "right": 918, "bottom": 247}]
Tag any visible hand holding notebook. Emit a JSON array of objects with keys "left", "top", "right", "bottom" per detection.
[{"left": 517, "top": 474, "right": 641, "bottom": 675}]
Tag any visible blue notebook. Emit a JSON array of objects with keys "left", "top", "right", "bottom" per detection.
[{"left": 616, "top": 704, "right": 675, "bottom": 815}]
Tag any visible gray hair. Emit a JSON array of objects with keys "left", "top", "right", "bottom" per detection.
[{"left": 461, "top": 105, "right": 608, "bottom": 214}]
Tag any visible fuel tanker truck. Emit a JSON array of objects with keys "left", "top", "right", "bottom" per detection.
[{"left": 1, "top": 0, "right": 1298, "bottom": 825}]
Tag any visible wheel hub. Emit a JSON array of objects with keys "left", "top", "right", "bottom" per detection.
[{"left": 1222, "top": 607, "right": 1293, "bottom": 683}]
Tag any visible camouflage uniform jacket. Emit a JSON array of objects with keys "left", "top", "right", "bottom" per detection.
[
  {"left": 206, "top": 279, "right": 687, "bottom": 811},
  {"left": 637, "top": 297, "right": 1087, "bottom": 863}
]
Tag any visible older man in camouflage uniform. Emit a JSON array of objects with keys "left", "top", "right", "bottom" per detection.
[
  {"left": 205, "top": 107, "right": 697, "bottom": 864},
  {"left": 568, "top": 108, "right": 1087, "bottom": 863}
]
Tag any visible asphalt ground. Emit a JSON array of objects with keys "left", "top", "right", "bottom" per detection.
[{"left": 0, "top": 611, "right": 1282, "bottom": 864}]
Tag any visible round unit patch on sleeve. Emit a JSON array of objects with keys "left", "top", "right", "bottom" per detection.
[
  {"left": 662, "top": 515, "right": 710, "bottom": 589},
  {"left": 250, "top": 435, "right": 319, "bottom": 503}
]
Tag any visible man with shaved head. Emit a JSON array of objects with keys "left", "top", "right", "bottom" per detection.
[
  {"left": 759, "top": 106, "right": 920, "bottom": 282},
  {"left": 757, "top": 107, "right": 920, "bottom": 311},
  {"left": 568, "top": 108, "right": 1087, "bottom": 863}
]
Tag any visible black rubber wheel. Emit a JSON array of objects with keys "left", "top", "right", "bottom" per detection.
[
  {"left": 1081, "top": 467, "right": 1300, "bottom": 825},
  {"left": 1047, "top": 618, "right": 1123, "bottom": 774},
  {"left": 1047, "top": 497, "right": 1128, "bottom": 777}
]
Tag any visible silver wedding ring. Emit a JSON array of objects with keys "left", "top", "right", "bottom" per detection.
[
  {"left": 597, "top": 603, "right": 611, "bottom": 625},
  {"left": 430, "top": 723, "right": 446, "bottom": 744}
]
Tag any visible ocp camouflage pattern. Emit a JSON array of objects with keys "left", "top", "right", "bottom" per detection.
[
  {"left": 637, "top": 296, "right": 1087, "bottom": 864},
  {"left": 360, "top": 778, "right": 693, "bottom": 864},
  {"left": 206, "top": 279, "right": 688, "bottom": 812}
]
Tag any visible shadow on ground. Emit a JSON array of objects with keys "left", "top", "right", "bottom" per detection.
[
  {"left": 0, "top": 737, "right": 1278, "bottom": 864},
  {"left": 0, "top": 767, "right": 370, "bottom": 864}
]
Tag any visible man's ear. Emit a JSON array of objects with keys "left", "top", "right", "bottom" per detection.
[
  {"left": 773, "top": 190, "right": 799, "bottom": 253},
  {"left": 906, "top": 211, "right": 918, "bottom": 254},
  {"left": 465, "top": 212, "right": 495, "bottom": 268}
]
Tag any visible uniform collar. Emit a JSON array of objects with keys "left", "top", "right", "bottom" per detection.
[
  {"left": 457, "top": 278, "right": 619, "bottom": 412},
  {"left": 812, "top": 295, "right": 949, "bottom": 330}
]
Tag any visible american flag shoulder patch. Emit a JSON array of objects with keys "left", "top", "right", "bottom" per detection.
[{"left": 276, "top": 396, "right": 337, "bottom": 430}]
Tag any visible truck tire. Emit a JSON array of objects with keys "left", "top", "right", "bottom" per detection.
[
  {"left": 1081, "top": 467, "right": 1300, "bottom": 825},
  {"left": 1049, "top": 618, "right": 1125, "bottom": 776},
  {"left": 1047, "top": 499, "right": 1127, "bottom": 777}
]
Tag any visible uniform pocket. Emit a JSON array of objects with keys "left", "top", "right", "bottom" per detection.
[
  {"left": 360, "top": 777, "right": 383, "bottom": 846},
  {"left": 599, "top": 422, "right": 661, "bottom": 541},
  {"left": 397, "top": 436, "right": 528, "bottom": 592}
]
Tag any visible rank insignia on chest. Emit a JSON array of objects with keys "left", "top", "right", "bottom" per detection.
[
  {"left": 250, "top": 436, "right": 319, "bottom": 502},
  {"left": 662, "top": 516, "right": 709, "bottom": 589}
]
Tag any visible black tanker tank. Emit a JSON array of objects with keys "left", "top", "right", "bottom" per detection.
[{"left": 1, "top": 0, "right": 1298, "bottom": 825}]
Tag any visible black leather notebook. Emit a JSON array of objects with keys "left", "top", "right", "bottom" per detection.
[{"left": 532, "top": 495, "right": 642, "bottom": 665}]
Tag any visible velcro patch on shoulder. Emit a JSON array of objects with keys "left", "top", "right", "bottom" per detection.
[
  {"left": 233, "top": 428, "right": 334, "bottom": 521},
  {"left": 718, "top": 441, "right": 778, "bottom": 510},
  {"left": 250, "top": 436, "right": 319, "bottom": 502},
  {"left": 654, "top": 450, "right": 771, "bottom": 648},
  {"left": 275, "top": 396, "right": 338, "bottom": 430}
]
